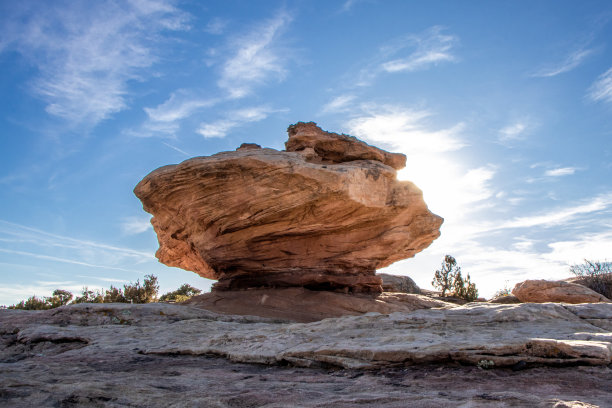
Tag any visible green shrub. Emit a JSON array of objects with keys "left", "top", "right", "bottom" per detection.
[
  {"left": 432, "top": 255, "right": 479, "bottom": 301},
  {"left": 159, "top": 283, "right": 202, "bottom": 302}
]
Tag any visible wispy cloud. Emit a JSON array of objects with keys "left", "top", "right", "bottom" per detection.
[
  {"left": 218, "top": 12, "right": 292, "bottom": 99},
  {"left": 204, "top": 17, "right": 228, "bottom": 35},
  {"left": 533, "top": 48, "right": 596, "bottom": 77},
  {"left": 357, "top": 26, "right": 458, "bottom": 86},
  {"left": 544, "top": 167, "right": 577, "bottom": 177},
  {"left": 144, "top": 91, "right": 217, "bottom": 123},
  {"left": 120, "top": 216, "right": 152, "bottom": 235},
  {"left": 198, "top": 106, "right": 287, "bottom": 138},
  {"left": 493, "top": 193, "right": 612, "bottom": 230},
  {"left": 321, "top": 95, "right": 356, "bottom": 113},
  {"left": 0, "top": 0, "right": 189, "bottom": 127},
  {"left": 498, "top": 121, "right": 528, "bottom": 143},
  {"left": 588, "top": 66, "right": 612, "bottom": 103}
]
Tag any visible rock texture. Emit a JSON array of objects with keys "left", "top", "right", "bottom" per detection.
[
  {"left": 513, "top": 280, "right": 611, "bottom": 304},
  {"left": 184, "top": 288, "right": 447, "bottom": 322},
  {"left": 378, "top": 273, "right": 421, "bottom": 294},
  {"left": 1, "top": 303, "right": 612, "bottom": 407},
  {"left": 134, "top": 122, "right": 442, "bottom": 293}
]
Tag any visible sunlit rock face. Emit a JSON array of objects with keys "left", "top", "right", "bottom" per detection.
[{"left": 134, "top": 122, "right": 443, "bottom": 293}]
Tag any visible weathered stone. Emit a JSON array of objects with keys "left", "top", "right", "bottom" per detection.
[
  {"left": 134, "top": 122, "right": 442, "bottom": 293},
  {"left": 2, "top": 303, "right": 611, "bottom": 407},
  {"left": 513, "top": 279, "right": 611, "bottom": 304},
  {"left": 285, "top": 122, "right": 407, "bottom": 169},
  {"left": 378, "top": 273, "right": 421, "bottom": 294},
  {"left": 489, "top": 294, "right": 521, "bottom": 304},
  {"left": 183, "top": 288, "right": 448, "bottom": 322}
]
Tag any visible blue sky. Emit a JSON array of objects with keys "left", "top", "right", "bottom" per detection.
[{"left": 1, "top": 0, "right": 611, "bottom": 305}]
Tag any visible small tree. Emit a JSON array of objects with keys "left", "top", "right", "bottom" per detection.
[
  {"left": 123, "top": 274, "right": 159, "bottom": 304},
  {"left": 47, "top": 289, "right": 73, "bottom": 308},
  {"left": 103, "top": 285, "right": 126, "bottom": 303},
  {"left": 73, "top": 287, "right": 104, "bottom": 304},
  {"left": 432, "top": 255, "right": 457, "bottom": 296},
  {"left": 432, "top": 255, "right": 479, "bottom": 301},
  {"left": 160, "top": 283, "right": 202, "bottom": 302},
  {"left": 8, "top": 295, "right": 50, "bottom": 310}
]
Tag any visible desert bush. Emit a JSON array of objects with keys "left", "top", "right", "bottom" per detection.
[
  {"left": 570, "top": 259, "right": 612, "bottom": 299},
  {"left": 493, "top": 282, "right": 512, "bottom": 298},
  {"left": 123, "top": 274, "right": 159, "bottom": 303},
  {"left": 9, "top": 289, "right": 74, "bottom": 310},
  {"left": 159, "top": 283, "right": 202, "bottom": 302},
  {"left": 73, "top": 287, "right": 104, "bottom": 304},
  {"left": 432, "top": 255, "right": 479, "bottom": 301}
]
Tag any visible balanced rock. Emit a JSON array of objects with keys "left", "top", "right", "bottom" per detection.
[
  {"left": 512, "top": 279, "right": 611, "bottom": 304},
  {"left": 134, "top": 122, "right": 443, "bottom": 293}
]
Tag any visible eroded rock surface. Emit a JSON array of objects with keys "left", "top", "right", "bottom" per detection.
[
  {"left": 184, "top": 288, "right": 447, "bottom": 322},
  {"left": 513, "top": 280, "right": 611, "bottom": 304},
  {"left": 1, "top": 303, "right": 611, "bottom": 407},
  {"left": 378, "top": 273, "right": 421, "bottom": 294},
  {"left": 134, "top": 122, "right": 442, "bottom": 293}
]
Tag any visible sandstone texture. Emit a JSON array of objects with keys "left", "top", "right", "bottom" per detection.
[
  {"left": 513, "top": 279, "right": 611, "bottom": 304},
  {"left": 134, "top": 122, "right": 442, "bottom": 293},
  {"left": 378, "top": 273, "right": 421, "bottom": 294},
  {"left": 1, "top": 303, "right": 612, "bottom": 407},
  {"left": 489, "top": 294, "right": 521, "bottom": 304},
  {"left": 184, "top": 288, "right": 447, "bottom": 322}
]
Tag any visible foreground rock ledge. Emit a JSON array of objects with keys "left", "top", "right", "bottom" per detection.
[{"left": 134, "top": 122, "right": 443, "bottom": 293}]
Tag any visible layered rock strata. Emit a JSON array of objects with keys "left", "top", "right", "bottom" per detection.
[{"left": 134, "top": 122, "right": 442, "bottom": 293}]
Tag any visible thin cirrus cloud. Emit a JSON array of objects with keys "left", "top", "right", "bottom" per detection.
[
  {"left": 120, "top": 216, "right": 152, "bottom": 236},
  {"left": 357, "top": 26, "right": 458, "bottom": 86},
  {"left": 498, "top": 121, "right": 528, "bottom": 143},
  {"left": 532, "top": 48, "right": 596, "bottom": 77},
  {"left": 198, "top": 106, "right": 288, "bottom": 138},
  {"left": 544, "top": 167, "right": 577, "bottom": 177},
  {"left": 217, "top": 12, "right": 292, "bottom": 99},
  {"left": 321, "top": 95, "right": 357, "bottom": 113},
  {"left": 0, "top": 0, "right": 189, "bottom": 127},
  {"left": 588, "top": 66, "right": 612, "bottom": 103}
]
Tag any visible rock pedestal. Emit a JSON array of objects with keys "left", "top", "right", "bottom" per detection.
[{"left": 134, "top": 122, "right": 442, "bottom": 293}]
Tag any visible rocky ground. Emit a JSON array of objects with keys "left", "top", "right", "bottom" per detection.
[{"left": 2, "top": 301, "right": 611, "bottom": 407}]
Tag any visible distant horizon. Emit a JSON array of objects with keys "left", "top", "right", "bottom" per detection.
[{"left": 1, "top": 0, "right": 612, "bottom": 305}]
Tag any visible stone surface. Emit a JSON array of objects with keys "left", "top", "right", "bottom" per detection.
[
  {"left": 378, "top": 273, "right": 421, "bottom": 294},
  {"left": 1, "top": 303, "right": 611, "bottom": 407},
  {"left": 184, "top": 288, "right": 448, "bottom": 322},
  {"left": 489, "top": 294, "right": 521, "bottom": 304},
  {"left": 134, "top": 122, "right": 442, "bottom": 293},
  {"left": 513, "top": 279, "right": 611, "bottom": 304}
]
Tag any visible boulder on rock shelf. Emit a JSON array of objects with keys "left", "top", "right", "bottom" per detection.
[
  {"left": 512, "top": 279, "right": 611, "bottom": 304},
  {"left": 134, "top": 122, "right": 443, "bottom": 293},
  {"left": 183, "top": 287, "right": 450, "bottom": 322},
  {"left": 488, "top": 294, "right": 521, "bottom": 304},
  {"left": 378, "top": 273, "right": 421, "bottom": 294}
]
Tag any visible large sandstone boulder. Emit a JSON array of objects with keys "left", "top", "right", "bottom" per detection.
[
  {"left": 134, "top": 122, "right": 442, "bottom": 293},
  {"left": 378, "top": 273, "right": 421, "bottom": 294},
  {"left": 512, "top": 279, "right": 611, "bottom": 304}
]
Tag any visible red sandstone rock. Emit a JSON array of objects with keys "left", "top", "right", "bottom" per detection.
[
  {"left": 134, "top": 122, "right": 442, "bottom": 293},
  {"left": 512, "top": 279, "right": 611, "bottom": 304},
  {"left": 183, "top": 287, "right": 448, "bottom": 322}
]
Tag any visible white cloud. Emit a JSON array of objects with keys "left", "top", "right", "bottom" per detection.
[
  {"left": 120, "top": 217, "right": 152, "bottom": 235},
  {"left": 493, "top": 193, "right": 612, "bottom": 230},
  {"left": 218, "top": 12, "right": 292, "bottom": 99},
  {"left": 198, "top": 106, "right": 287, "bottom": 138},
  {"left": 322, "top": 95, "right": 356, "bottom": 113},
  {"left": 346, "top": 104, "right": 465, "bottom": 153},
  {"left": 533, "top": 48, "right": 595, "bottom": 77},
  {"left": 144, "top": 91, "right": 217, "bottom": 123},
  {"left": 0, "top": 0, "right": 189, "bottom": 127},
  {"left": 544, "top": 167, "right": 576, "bottom": 177},
  {"left": 204, "top": 17, "right": 228, "bottom": 35},
  {"left": 588, "top": 66, "right": 612, "bottom": 103},
  {"left": 357, "top": 26, "right": 458, "bottom": 86},
  {"left": 499, "top": 122, "right": 527, "bottom": 142}
]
